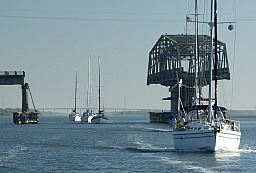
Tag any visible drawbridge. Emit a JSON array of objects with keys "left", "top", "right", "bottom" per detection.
[
  {"left": 147, "top": 34, "right": 230, "bottom": 122},
  {"left": 0, "top": 71, "right": 38, "bottom": 124}
]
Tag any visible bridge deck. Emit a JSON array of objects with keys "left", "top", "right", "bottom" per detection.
[{"left": 0, "top": 71, "right": 25, "bottom": 85}]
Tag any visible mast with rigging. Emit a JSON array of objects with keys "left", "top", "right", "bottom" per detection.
[
  {"left": 214, "top": 0, "right": 218, "bottom": 118},
  {"left": 208, "top": 0, "right": 214, "bottom": 123},
  {"left": 98, "top": 57, "right": 102, "bottom": 115}
]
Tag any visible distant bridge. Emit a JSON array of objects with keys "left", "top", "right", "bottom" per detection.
[{"left": 37, "top": 107, "right": 167, "bottom": 115}]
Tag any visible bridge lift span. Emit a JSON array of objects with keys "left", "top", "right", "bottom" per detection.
[
  {"left": 147, "top": 34, "right": 230, "bottom": 121},
  {"left": 0, "top": 71, "right": 38, "bottom": 124}
]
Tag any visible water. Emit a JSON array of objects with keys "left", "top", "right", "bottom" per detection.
[{"left": 0, "top": 113, "right": 255, "bottom": 172}]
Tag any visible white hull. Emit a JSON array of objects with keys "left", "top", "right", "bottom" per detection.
[
  {"left": 173, "top": 129, "right": 241, "bottom": 152},
  {"left": 87, "top": 115, "right": 93, "bottom": 123},
  {"left": 74, "top": 115, "right": 81, "bottom": 122},
  {"left": 69, "top": 111, "right": 80, "bottom": 122},
  {"left": 215, "top": 130, "right": 241, "bottom": 151}
]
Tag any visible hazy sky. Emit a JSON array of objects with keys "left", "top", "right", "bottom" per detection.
[{"left": 0, "top": 0, "right": 255, "bottom": 110}]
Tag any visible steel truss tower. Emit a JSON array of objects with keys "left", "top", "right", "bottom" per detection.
[{"left": 147, "top": 34, "right": 230, "bottom": 115}]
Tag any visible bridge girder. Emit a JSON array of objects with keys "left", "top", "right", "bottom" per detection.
[
  {"left": 0, "top": 71, "right": 25, "bottom": 85},
  {"left": 0, "top": 71, "right": 28, "bottom": 112},
  {"left": 147, "top": 34, "right": 230, "bottom": 113},
  {"left": 147, "top": 34, "right": 230, "bottom": 87}
]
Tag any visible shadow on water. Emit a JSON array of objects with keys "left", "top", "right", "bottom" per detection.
[
  {"left": 125, "top": 147, "right": 256, "bottom": 154},
  {"left": 126, "top": 147, "right": 182, "bottom": 153}
]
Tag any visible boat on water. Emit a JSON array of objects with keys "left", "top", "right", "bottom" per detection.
[
  {"left": 171, "top": 0, "right": 241, "bottom": 152},
  {"left": 90, "top": 113, "right": 108, "bottom": 124},
  {"left": 69, "top": 67, "right": 81, "bottom": 122},
  {"left": 172, "top": 105, "right": 241, "bottom": 151},
  {"left": 90, "top": 57, "right": 108, "bottom": 124},
  {"left": 81, "top": 57, "right": 95, "bottom": 122},
  {"left": 74, "top": 113, "right": 81, "bottom": 122}
]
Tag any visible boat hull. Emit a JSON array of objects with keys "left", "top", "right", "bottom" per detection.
[
  {"left": 69, "top": 115, "right": 75, "bottom": 121},
  {"left": 173, "top": 129, "right": 241, "bottom": 152},
  {"left": 81, "top": 116, "right": 88, "bottom": 122},
  {"left": 69, "top": 112, "right": 80, "bottom": 122},
  {"left": 215, "top": 130, "right": 241, "bottom": 151},
  {"left": 74, "top": 115, "right": 81, "bottom": 122},
  {"left": 69, "top": 116, "right": 75, "bottom": 121},
  {"left": 91, "top": 116, "right": 108, "bottom": 124}
]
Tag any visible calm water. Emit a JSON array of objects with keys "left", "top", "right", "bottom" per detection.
[{"left": 0, "top": 113, "right": 255, "bottom": 173}]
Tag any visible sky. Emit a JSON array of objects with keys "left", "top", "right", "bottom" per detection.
[{"left": 0, "top": 0, "right": 255, "bottom": 111}]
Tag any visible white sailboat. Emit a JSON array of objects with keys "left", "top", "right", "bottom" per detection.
[
  {"left": 69, "top": 67, "right": 81, "bottom": 121},
  {"left": 172, "top": 0, "right": 241, "bottom": 152},
  {"left": 90, "top": 57, "right": 108, "bottom": 124},
  {"left": 81, "top": 57, "right": 95, "bottom": 122}
]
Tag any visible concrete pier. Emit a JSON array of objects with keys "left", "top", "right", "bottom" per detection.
[
  {"left": 149, "top": 111, "right": 171, "bottom": 123},
  {"left": 13, "top": 112, "right": 39, "bottom": 124}
]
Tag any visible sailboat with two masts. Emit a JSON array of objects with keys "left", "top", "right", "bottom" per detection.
[
  {"left": 69, "top": 67, "right": 81, "bottom": 121},
  {"left": 171, "top": 0, "right": 241, "bottom": 151}
]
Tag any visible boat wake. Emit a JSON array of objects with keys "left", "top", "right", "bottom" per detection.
[
  {"left": 126, "top": 146, "right": 216, "bottom": 173},
  {"left": 238, "top": 148, "right": 256, "bottom": 153},
  {"left": 129, "top": 125, "right": 172, "bottom": 133},
  {"left": 126, "top": 147, "right": 176, "bottom": 153},
  {"left": 146, "top": 127, "right": 172, "bottom": 132},
  {"left": 88, "top": 145, "right": 121, "bottom": 150},
  {"left": 236, "top": 144, "right": 256, "bottom": 153}
]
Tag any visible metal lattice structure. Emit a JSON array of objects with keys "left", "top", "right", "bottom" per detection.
[
  {"left": 147, "top": 34, "right": 230, "bottom": 114},
  {"left": 147, "top": 34, "right": 230, "bottom": 87}
]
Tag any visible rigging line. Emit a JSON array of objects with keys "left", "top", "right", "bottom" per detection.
[
  {"left": 201, "top": 0, "right": 209, "bottom": 34},
  {"left": 199, "top": 0, "right": 209, "bottom": 91},
  {"left": 0, "top": 9, "right": 188, "bottom": 15},
  {"left": 231, "top": 0, "right": 237, "bottom": 110},
  {"left": 187, "top": 0, "right": 194, "bottom": 16},
  {"left": 28, "top": 87, "right": 37, "bottom": 111},
  {"left": 0, "top": 15, "right": 183, "bottom": 23}
]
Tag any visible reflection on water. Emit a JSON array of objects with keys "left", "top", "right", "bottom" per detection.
[{"left": 214, "top": 150, "right": 241, "bottom": 162}]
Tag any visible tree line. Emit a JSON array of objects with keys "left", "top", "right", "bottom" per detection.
[{"left": 0, "top": 108, "right": 21, "bottom": 116}]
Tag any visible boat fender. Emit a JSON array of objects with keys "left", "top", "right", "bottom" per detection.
[{"left": 176, "top": 123, "right": 182, "bottom": 130}]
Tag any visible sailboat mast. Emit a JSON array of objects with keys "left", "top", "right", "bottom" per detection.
[
  {"left": 214, "top": 0, "right": 218, "bottom": 118},
  {"left": 75, "top": 66, "right": 78, "bottom": 112},
  {"left": 98, "top": 57, "right": 101, "bottom": 114},
  {"left": 208, "top": 0, "right": 214, "bottom": 123},
  {"left": 194, "top": 0, "right": 199, "bottom": 105},
  {"left": 87, "top": 57, "right": 91, "bottom": 110}
]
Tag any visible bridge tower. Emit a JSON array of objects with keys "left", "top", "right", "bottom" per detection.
[
  {"left": 0, "top": 71, "right": 38, "bottom": 124},
  {"left": 147, "top": 34, "right": 230, "bottom": 122}
]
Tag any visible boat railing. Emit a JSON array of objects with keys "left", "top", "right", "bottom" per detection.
[
  {"left": 232, "top": 121, "right": 241, "bottom": 132},
  {"left": 223, "top": 120, "right": 241, "bottom": 132}
]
